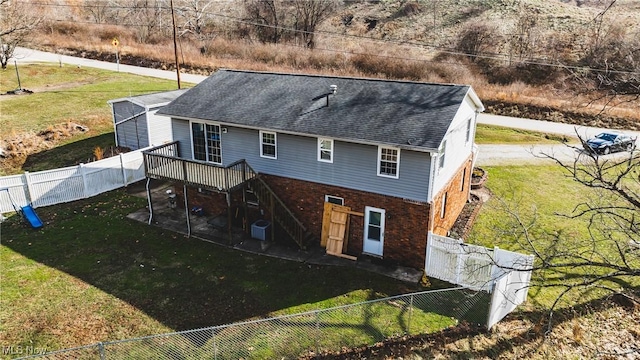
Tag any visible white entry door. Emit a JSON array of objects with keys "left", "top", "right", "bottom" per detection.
[{"left": 363, "top": 206, "right": 385, "bottom": 256}]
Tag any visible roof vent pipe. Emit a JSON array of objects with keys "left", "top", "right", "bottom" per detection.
[{"left": 330, "top": 85, "right": 337, "bottom": 94}]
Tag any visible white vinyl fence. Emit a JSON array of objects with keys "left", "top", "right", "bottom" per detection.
[
  {"left": 0, "top": 147, "right": 151, "bottom": 213},
  {"left": 424, "top": 233, "right": 534, "bottom": 329}
]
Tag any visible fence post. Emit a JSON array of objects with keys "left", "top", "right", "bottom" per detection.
[
  {"left": 80, "top": 163, "right": 89, "bottom": 198},
  {"left": 407, "top": 294, "right": 414, "bottom": 335},
  {"left": 315, "top": 310, "right": 321, "bottom": 355},
  {"left": 211, "top": 328, "right": 217, "bottom": 360},
  {"left": 120, "top": 153, "right": 128, "bottom": 187},
  {"left": 23, "top": 171, "right": 35, "bottom": 207},
  {"left": 98, "top": 342, "right": 106, "bottom": 360}
]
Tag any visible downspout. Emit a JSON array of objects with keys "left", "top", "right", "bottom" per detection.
[
  {"left": 470, "top": 110, "right": 480, "bottom": 171},
  {"left": 425, "top": 151, "right": 438, "bottom": 274},
  {"left": 427, "top": 151, "right": 438, "bottom": 234}
]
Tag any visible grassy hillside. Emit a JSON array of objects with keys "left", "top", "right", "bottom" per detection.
[{"left": 25, "top": 0, "right": 640, "bottom": 124}]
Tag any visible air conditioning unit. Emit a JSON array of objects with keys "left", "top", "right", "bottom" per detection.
[{"left": 251, "top": 220, "right": 271, "bottom": 241}]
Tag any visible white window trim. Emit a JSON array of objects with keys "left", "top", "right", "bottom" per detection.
[
  {"left": 438, "top": 140, "right": 447, "bottom": 170},
  {"left": 465, "top": 117, "right": 473, "bottom": 143},
  {"left": 377, "top": 146, "right": 400, "bottom": 179},
  {"left": 324, "top": 195, "right": 344, "bottom": 205},
  {"left": 259, "top": 130, "right": 277, "bottom": 159},
  {"left": 189, "top": 120, "right": 222, "bottom": 165},
  {"left": 317, "top": 138, "right": 334, "bottom": 163}
]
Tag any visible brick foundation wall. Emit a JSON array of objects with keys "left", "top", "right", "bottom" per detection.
[
  {"left": 431, "top": 156, "right": 473, "bottom": 236},
  {"left": 261, "top": 175, "right": 430, "bottom": 269},
  {"left": 173, "top": 184, "right": 229, "bottom": 216},
  {"left": 166, "top": 159, "right": 471, "bottom": 270}
]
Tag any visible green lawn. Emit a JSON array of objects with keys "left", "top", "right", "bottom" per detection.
[
  {"left": 0, "top": 64, "right": 186, "bottom": 174},
  {"left": 1, "top": 64, "right": 182, "bottom": 135},
  {"left": 475, "top": 124, "right": 573, "bottom": 144},
  {"left": 467, "top": 164, "right": 639, "bottom": 308},
  {"left": 0, "top": 190, "right": 435, "bottom": 354}
]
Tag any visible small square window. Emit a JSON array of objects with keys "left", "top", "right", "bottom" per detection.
[
  {"left": 260, "top": 131, "right": 277, "bottom": 159},
  {"left": 325, "top": 195, "right": 344, "bottom": 205}
]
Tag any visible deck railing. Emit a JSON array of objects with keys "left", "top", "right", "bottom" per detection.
[
  {"left": 143, "top": 142, "right": 256, "bottom": 192},
  {"left": 142, "top": 142, "right": 310, "bottom": 249}
]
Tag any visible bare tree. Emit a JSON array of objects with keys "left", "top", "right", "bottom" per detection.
[
  {"left": 456, "top": 23, "right": 500, "bottom": 63},
  {"left": 175, "top": 0, "right": 214, "bottom": 36},
  {"left": 507, "top": 6, "right": 540, "bottom": 63},
  {"left": 0, "top": 0, "right": 42, "bottom": 70},
  {"left": 575, "top": 0, "right": 640, "bottom": 105},
  {"left": 83, "top": 0, "right": 118, "bottom": 24},
  {"left": 125, "top": 0, "right": 166, "bottom": 43},
  {"left": 293, "top": 0, "right": 339, "bottom": 48},
  {"left": 493, "top": 139, "right": 640, "bottom": 322},
  {"left": 243, "top": 0, "right": 290, "bottom": 44}
]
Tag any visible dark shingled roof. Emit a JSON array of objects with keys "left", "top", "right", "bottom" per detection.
[
  {"left": 109, "top": 89, "right": 188, "bottom": 107},
  {"left": 157, "top": 70, "right": 476, "bottom": 150}
]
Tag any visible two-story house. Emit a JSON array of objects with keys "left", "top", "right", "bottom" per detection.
[{"left": 146, "top": 69, "right": 484, "bottom": 269}]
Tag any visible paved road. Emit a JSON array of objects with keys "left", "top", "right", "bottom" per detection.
[
  {"left": 12, "top": 47, "right": 639, "bottom": 166},
  {"left": 478, "top": 113, "right": 640, "bottom": 142},
  {"left": 13, "top": 47, "right": 208, "bottom": 84}
]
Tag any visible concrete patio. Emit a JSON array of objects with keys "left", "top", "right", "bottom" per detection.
[{"left": 126, "top": 180, "right": 423, "bottom": 284}]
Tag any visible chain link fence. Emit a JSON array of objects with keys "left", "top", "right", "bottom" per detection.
[{"left": 15, "top": 287, "right": 489, "bottom": 360}]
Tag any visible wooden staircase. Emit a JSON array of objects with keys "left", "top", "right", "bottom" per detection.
[
  {"left": 142, "top": 143, "right": 312, "bottom": 249},
  {"left": 248, "top": 176, "right": 313, "bottom": 250}
]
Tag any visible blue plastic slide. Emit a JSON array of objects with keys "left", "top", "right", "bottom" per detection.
[
  {"left": 1, "top": 187, "right": 44, "bottom": 229},
  {"left": 20, "top": 205, "right": 44, "bottom": 229}
]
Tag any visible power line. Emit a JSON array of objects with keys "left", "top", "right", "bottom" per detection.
[{"left": 30, "top": 1, "right": 640, "bottom": 76}]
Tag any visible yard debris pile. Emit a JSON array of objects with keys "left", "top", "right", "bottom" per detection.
[
  {"left": 0, "top": 121, "right": 88, "bottom": 170},
  {"left": 4, "top": 88, "right": 34, "bottom": 95}
]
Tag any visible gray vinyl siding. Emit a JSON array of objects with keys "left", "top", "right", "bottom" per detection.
[
  {"left": 112, "top": 102, "right": 145, "bottom": 123},
  {"left": 221, "top": 127, "right": 431, "bottom": 201},
  {"left": 113, "top": 101, "right": 148, "bottom": 150},
  {"left": 171, "top": 119, "right": 192, "bottom": 158},
  {"left": 116, "top": 114, "right": 149, "bottom": 150}
]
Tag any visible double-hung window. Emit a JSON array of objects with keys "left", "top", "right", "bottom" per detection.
[
  {"left": 318, "top": 138, "right": 333, "bottom": 163},
  {"left": 260, "top": 131, "right": 277, "bottom": 159},
  {"left": 438, "top": 140, "right": 447, "bottom": 169},
  {"left": 377, "top": 146, "right": 399, "bottom": 178},
  {"left": 191, "top": 122, "right": 221, "bottom": 164}
]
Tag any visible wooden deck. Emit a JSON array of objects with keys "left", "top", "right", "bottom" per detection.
[
  {"left": 143, "top": 142, "right": 256, "bottom": 192},
  {"left": 142, "top": 142, "right": 312, "bottom": 249}
]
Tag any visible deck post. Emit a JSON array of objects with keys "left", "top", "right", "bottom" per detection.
[
  {"left": 242, "top": 182, "right": 249, "bottom": 232},
  {"left": 146, "top": 178, "right": 153, "bottom": 225},
  {"left": 270, "top": 192, "right": 275, "bottom": 244},
  {"left": 184, "top": 183, "right": 191, "bottom": 237},
  {"left": 226, "top": 191, "right": 232, "bottom": 244}
]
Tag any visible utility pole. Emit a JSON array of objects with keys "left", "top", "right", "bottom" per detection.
[
  {"left": 14, "top": 60, "right": 22, "bottom": 90},
  {"left": 170, "top": 0, "right": 181, "bottom": 89}
]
